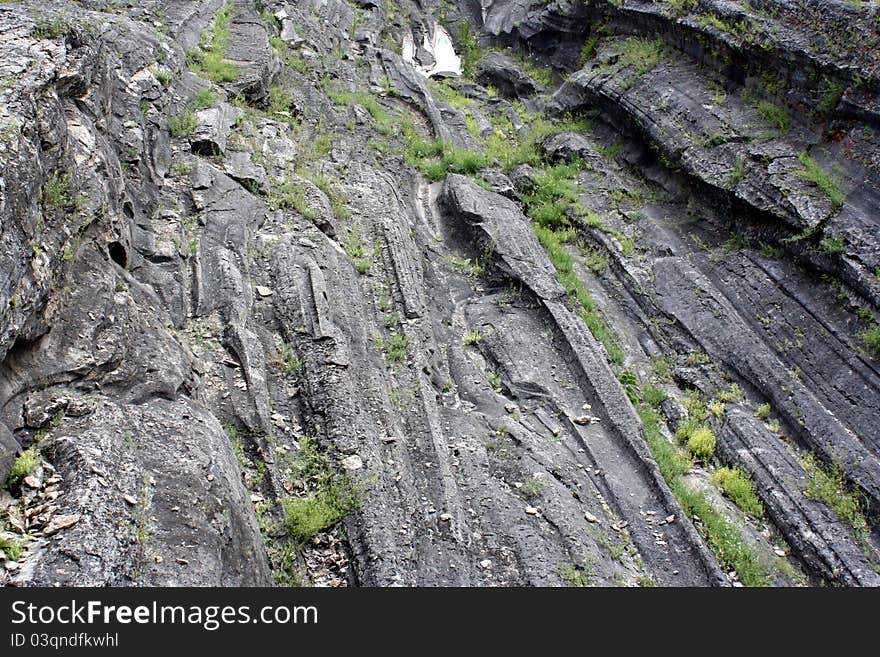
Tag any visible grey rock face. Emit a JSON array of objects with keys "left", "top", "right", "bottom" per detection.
[{"left": 1, "top": 0, "right": 879, "bottom": 589}]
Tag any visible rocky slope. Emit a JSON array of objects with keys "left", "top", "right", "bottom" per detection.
[{"left": 0, "top": 0, "right": 878, "bottom": 586}]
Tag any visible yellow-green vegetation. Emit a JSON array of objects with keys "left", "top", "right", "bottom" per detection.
[
  {"left": 281, "top": 437, "right": 358, "bottom": 545},
  {"left": 801, "top": 453, "right": 868, "bottom": 538},
  {"left": 186, "top": 3, "right": 238, "bottom": 83},
  {"left": 708, "top": 399, "right": 725, "bottom": 418},
  {"left": 41, "top": 173, "right": 76, "bottom": 210},
  {"left": 862, "top": 324, "right": 880, "bottom": 359},
  {"left": 754, "top": 402, "right": 772, "bottom": 420},
  {"left": 686, "top": 425, "right": 716, "bottom": 461},
  {"left": 557, "top": 562, "right": 592, "bottom": 587},
  {"left": 521, "top": 478, "right": 544, "bottom": 499},
  {"left": 462, "top": 330, "right": 482, "bottom": 346},
  {"left": 380, "top": 333, "right": 409, "bottom": 364},
  {"left": 267, "top": 179, "right": 316, "bottom": 219},
  {"left": 716, "top": 383, "right": 744, "bottom": 403},
  {"left": 755, "top": 101, "right": 791, "bottom": 134},
  {"left": 605, "top": 37, "right": 665, "bottom": 91},
  {"left": 168, "top": 109, "right": 197, "bottom": 137},
  {"left": 0, "top": 533, "right": 24, "bottom": 561},
  {"left": 637, "top": 383, "right": 771, "bottom": 586},
  {"left": 327, "top": 85, "right": 396, "bottom": 136},
  {"left": 343, "top": 232, "right": 372, "bottom": 275},
  {"left": 533, "top": 222, "right": 624, "bottom": 364},
  {"left": 795, "top": 152, "right": 845, "bottom": 211},
  {"left": 6, "top": 448, "right": 40, "bottom": 488},
  {"left": 713, "top": 466, "right": 764, "bottom": 517},
  {"left": 276, "top": 339, "right": 304, "bottom": 374},
  {"left": 32, "top": 13, "right": 67, "bottom": 39}
]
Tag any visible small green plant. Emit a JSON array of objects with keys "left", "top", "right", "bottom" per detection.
[
  {"left": 186, "top": 3, "right": 238, "bottom": 82},
  {"left": 754, "top": 403, "right": 772, "bottom": 420},
  {"left": 6, "top": 448, "right": 40, "bottom": 488},
  {"left": 281, "top": 437, "right": 358, "bottom": 546},
  {"left": 486, "top": 369, "right": 502, "bottom": 391},
  {"left": 756, "top": 101, "right": 791, "bottom": 133},
  {"left": 521, "top": 478, "right": 544, "bottom": 499},
  {"left": 277, "top": 339, "right": 303, "bottom": 375},
  {"left": 0, "top": 534, "right": 24, "bottom": 561},
  {"left": 42, "top": 173, "right": 75, "bottom": 210},
  {"left": 861, "top": 325, "right": 880, "bottom": 359},
  {"left": 819, "top": 236, "right": 845, "bottom": 255},
  {"left": 716, "top": 383, "right": 744, "bottom": 403},
  {"left": 767, "top": 417, "right": 781, "bottom": 433},
  {"left": 795, "top": 152, "right": 845, "bottom": 211},
  {"left": 168, "top": 110, "right": 197, "bottom": 137},
  {"left": 557, "top": 562, "right": 592, "bottom": 587},
  {"left": 154, "top": 68, "right": 174, "bottom": 87},
  {"left": 687, "top": 425, "right": 716, "bottom": 461},
  {"left": 801, "top": 454, "right": 868, "bottom": 536},
  {"left": 726, "top": 157, "right": 745, "bottom": 188},
  {"left": 462, "top": 330, "right": 482, "bottom": 346},
  {"left": 168, "top": 160, "right": 192, "bottom": 177},
  {"left": 191, "top": 88, "right": 216, "bottom": 110},
  {"left": 713, "top": 467, "right": 764, "bottom": 517},
  {"left": 383, "top": 334, "right": 409, "bottom": 364},
  {"left": 687, "top": 352, "right": 711, "bottom": 365},
  {"left": 816, "top": 78, "right": 845, "bottom": 116},
  {"left": 708, "top": 399, "right": 725, "bottom": 418},
  {"left": 32, "top": 13, "right": 67, "bottom": 39}
]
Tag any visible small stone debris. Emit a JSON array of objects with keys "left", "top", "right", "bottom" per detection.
[
  {"left": 176, "top": 558, "right": 189, "bottom": 565},
  {"left": 381, "top": 436, "right": 397, "bottom": 444},
  {"left": 255, "top": 285, "right": 274, "bottom": 297},
  {"left": 42, "top": 514, "right": 80, "bottom": 537},
  {"left": 584, "top": 512, "right": 599, "bottom": 523},
  {"left": 773, "top": 547, "right": 787, "bottom": 557},
  {"left": 22, "top": 475, "right": 42, "bottom": 489},
  {"left": 342, "top": 455, "right": 363, "bottom": 471},
  {"left": 573, "top": 415, "right": 600, "bottom": 425},
  {"left": 250, "top": 494, "right": 264, "bottom": 503},
  {"left": 525, "top": 506, "right": 539, "bottom": 516},
  {"left": 439, "top": 513, "right": 452, "bottom": 522},
  {"left": 504, "top": 403, "right": 519, "bottom": 414},
  {"left": 479, "top": 559, "right": 491, "bottom": 569},
  {"left": 206, "top": 474, "right": 215, "bottom": 482},
  {"left": 582, "top": 403, "right": 592, "bottom": 411},
  {"left": 154, "top": 555, "right": 163, "bottom": 563},
  {"left": 123, "top": 494, "right": 138, "bottom": 506},
  {"left": 665, "top": 514, "right": 675, "bottom": 524},
  {"left": 5, "top": 561, "right": 19, "bottom": 572}
]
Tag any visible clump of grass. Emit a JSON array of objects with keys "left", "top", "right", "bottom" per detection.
[
  {"left": 281, "top": 437, "right": 358, "bottom": 545},
  {"left": 267, "top": 180, "right": 315, "bottom": 218},
  {"left": 381, "top": 334, "right": 409, "bottom": 364},
  {"left": 801, "top": 453, "right": 868, "bottom": 536},
  {"left": 713, "top": 467, "right": 764, "bottom": 517},
  {"left": 638, "top": 404, "right": 692, "bottom": 480},
  {"left": 42, "top": 173, "right": 75, "bottom": 210},
  {"left": 6, "top": 448, "right": 40, "bottom": 488},
  {"left": 557, "top": 562, "right": 592, "bottom": 587},
  {"left": 756, "top": 101, "right": 791, "bottom": 133},
  {"left": 716, "top": 383, "right": 744, "bottom": 403},
  {"left": 819, "top": 236, "right": 845, "bottom": 255},
  {"left": 816, "top": 78, "right": 845, "bottom": 116},
  {"left": 186, "top": 3, "right": 238, "bottom": 83},
  {"left": 862, "top": 325, "right": 880, "bottom": 359},
  {"left": 168, "top": 109, "right": 197, "bottom": 137},
  {"left": 191, "top": 88, "right": 216, "bottom": 110},
  {"left": 611, "top": 37, "right": 665, "bottom": 91},
  {"left": 687, "top": 425, "right": 716, "bottom": 461},
  {"left": 795, "top": 151, "right": 845, "bottom": 211},
  {"left": 708, "top": 399, "right": 725, "bottom": 418},
  {"left": 532, "top": 223, "right": 624, "bottom": 364},
  {"left": 447, "top": 256, "right": 484, "bottom": 279},
  {"left": 672, "top": 479, "right": 770, "bottom": 586},
  {"left": 754, "top": 402, "right": 772, "bottom": 420},
  {"left": 521, "top": 478, "right": 544, "bottom": 499},
  {"left": 463, "top": 330, "right": 482, "bottom": 346},
  {"left": 155, "top": 69, "right": 174, "bottom": 87},
  {"left": 0, "top": 534, "right": 24, "bottom": 561},
  {"left": 32, "top": 13, "right": 67, "bottom": 39},
  {"left": 276, "top": 339, "right": 303, "bottom": 374}
]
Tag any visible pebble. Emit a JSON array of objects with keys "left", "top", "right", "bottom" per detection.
[
  {"left": 206, "top": 474, "right": 215, "bottom": 482},
  {"left": 479, "top": 559, "right": 491, "bottom": 569},
  {"left": 584, "top": 512, "right": 599, "bottom": 523},
  {"left": 439, "top": 513, "right": 452, "bottom": 522},
  {"left": 773, "top": 547, "right": 786, "bottom": 557},
  {"left": 342, "top": 455, "right": 363, "bottom": 471},
  {"left": 525, "top": 506, "right": 539, "bottom": 515},
  {"left": 381, "top": 436, "right": 397, "bottom": 444},
  {"left": 255, "top": 285, "right": 274, "bottom": 297},
  {"left": 5, "top": 561, "right": 19, "bottom": 572},
  {"left": 665, "top": 515, "right": 675, "bottom": 524},
  {"left": 123, "top": 494, "right": 138, "bottom": 506},
  {"left": 22, "top": 475, "right": 42, "bottom": 489}
]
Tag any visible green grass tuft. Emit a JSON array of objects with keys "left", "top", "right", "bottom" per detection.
[
  {"left": 795, "top": 152, "right": 845, "bottom": 211},
  {"left": 713, "top": 466, "right": 764, "bottom": 517},
  {"left": 6, "top": 448, "right": 40, "bottom": 488}
]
